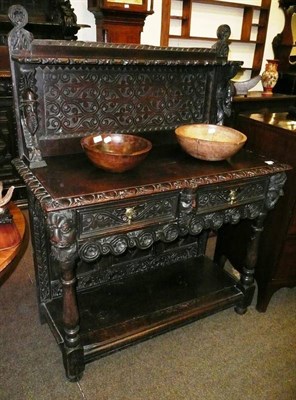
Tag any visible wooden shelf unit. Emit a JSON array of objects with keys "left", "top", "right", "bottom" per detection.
[{"left": 161, "top": 0, "right": 271, "bottom": 77}]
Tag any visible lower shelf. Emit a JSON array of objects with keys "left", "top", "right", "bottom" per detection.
[{"left": 42, "top": 255, "right": 243, "bottom": 362}]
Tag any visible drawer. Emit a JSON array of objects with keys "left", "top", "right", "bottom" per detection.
[
  {"left": 77, "top": 193, "right": 179, "bottom": 239},
  {"left": 196, "top": 178, "right": 268, "bottom": 214}
]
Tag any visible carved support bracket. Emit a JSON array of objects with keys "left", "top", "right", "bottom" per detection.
[
  {"left": 216, "top": 63, "right": 241, "bottom": 125},
  {"left": 265, "top": 172, "right": 287, "bottom": 210},
  {"left": 20, "top": 80, "right": 46, "bottom": 168}
]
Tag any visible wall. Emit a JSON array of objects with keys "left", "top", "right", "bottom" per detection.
[{"left": 71, "top": 1, "right": 284, "bottom": 83}]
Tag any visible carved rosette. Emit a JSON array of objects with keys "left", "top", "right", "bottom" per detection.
[
  {"left": 179, "top": 186, "right": 265, "bottom": 236},
  {"left": 79, "top": 223, "right": 180, "bottom": 263}
]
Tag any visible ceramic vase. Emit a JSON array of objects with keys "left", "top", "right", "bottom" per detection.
[{"left": 261, "top": 59, "right": 279, "bottom": 96}]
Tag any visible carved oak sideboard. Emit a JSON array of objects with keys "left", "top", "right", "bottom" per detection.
[{"left": 8, "top": 6, "right": 290, "bottom": 381}]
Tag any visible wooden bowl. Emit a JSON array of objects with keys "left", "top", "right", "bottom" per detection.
[
  {"left": 81, "top": 133, "right": 152, "bottom": 173},
  {"left": 175, "top": 124, "right": 247, "bottom": 161}
]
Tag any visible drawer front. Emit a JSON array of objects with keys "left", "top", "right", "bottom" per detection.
[
  {"left": 196, "top": 178, "right": 269, "bottom": 213},
  {"left": 77, "top": 193, "right": 179, "bottom": 239}
]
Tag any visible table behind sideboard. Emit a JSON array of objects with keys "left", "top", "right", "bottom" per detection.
[{"left": 216, "top": 112, "right": 296, "bottom": 312}]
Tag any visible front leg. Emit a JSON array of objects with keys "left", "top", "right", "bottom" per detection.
[
  {"left": 49, "top": 210, "right": 84, "bottom": 381},
  {"left": 235, "top": 172, "right": 287, "bottom": 314},
  {"left": 235, "top": 211, "right": 266, "bottom": 314}
]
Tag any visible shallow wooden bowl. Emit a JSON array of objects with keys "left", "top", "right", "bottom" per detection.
[
  {"left": 81, "top": 133, "right": 152, "bottom": 173},
  {"left": 175, "top": 124, "right": 247, "bottom": 161}
]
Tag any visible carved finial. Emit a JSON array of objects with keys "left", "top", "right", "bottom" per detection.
[
  {"left": 211, "top": 24, "right": 231, "bottom": 58},
  {"left": 8, "top": 4, "right": 28, "bottom": 28},
  {"left": 50, "top": 0, "right": 77, "bottom": 27},
  {"left": 8, "top": 5, "right": 33, "bottom": 53}
]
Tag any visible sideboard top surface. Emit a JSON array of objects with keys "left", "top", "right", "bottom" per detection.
[{"left": 14, "top": 145, "right": 291, "bottom": 212}]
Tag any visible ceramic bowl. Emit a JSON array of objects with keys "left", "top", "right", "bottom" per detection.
[
  {"left": 81, "top": 133, "right": 152, "bottom": 173},
  {"left": 175, "top": 124, "right": 247, "bottom": 161}
]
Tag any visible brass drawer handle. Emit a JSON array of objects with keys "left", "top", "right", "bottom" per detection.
[
  {"left": 228, "top": 189, "right": 238, "bottom": 205},
  {"left": 125, "top": 207, "right": 136, "bottom": 225}
]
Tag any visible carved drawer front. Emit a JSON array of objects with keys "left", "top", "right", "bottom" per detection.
[
  {"left": 196, "top": 178, "right": 269, "bottom": 213},
  {"left": 77, "top": 193, "right": 179, "bottom": 239}
]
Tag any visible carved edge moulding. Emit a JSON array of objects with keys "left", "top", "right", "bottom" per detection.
[{"left": 12, "top": 158, "right": 290, "bottom": 212}]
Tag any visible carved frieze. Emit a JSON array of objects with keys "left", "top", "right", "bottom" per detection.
[{"left": 183, "top": 202, "right": 263, "bottom": 236}]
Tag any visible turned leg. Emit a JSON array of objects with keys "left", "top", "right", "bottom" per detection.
[
  {"left": 48, "top": 210, "right": 84, "bottom": 381},
  {"left": 235, "top": 212, "right": 266, "bottom": 315},
  {"left": 60, "top": 256, "right": 84, "bottom": 381}
]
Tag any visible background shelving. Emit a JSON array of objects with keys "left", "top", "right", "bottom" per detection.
[{"left": 161, "top": 0, "right": 271, "bottom": 79}]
